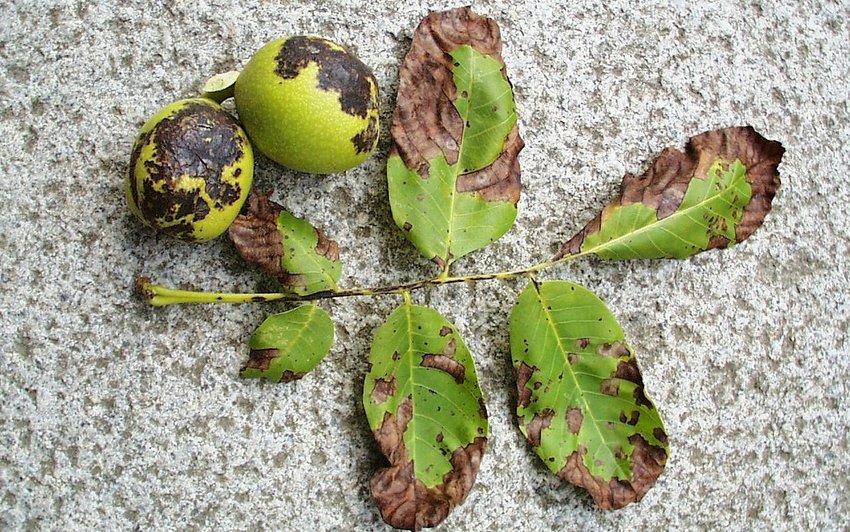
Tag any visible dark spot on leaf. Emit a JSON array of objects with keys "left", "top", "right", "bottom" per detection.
[
  {"left": 515, "top": 362, "right": 536, "bottom": 409},
  {"left": 653, "top": 427, "right": 668, "bottom": 445},
  {"left": 243, "top": 348, "right": 279, "bottom": 371},
  {"left": 371, "top": 376, "right": 397, "bottom": 404},
  {"left": 421, "top": 354, "right": 465, "bottom": 384},
  {"left": 634, "top": 387, "right": 653, "bottom": 409},
  {"left": 576, "top": 338, "right": 590, "bottom": 349},
  {"left": 600, "top": 378, "right": 620, "bottom": 397},
  {"left": 612, "top": 359, "right": 643, "bottom": 386},
  {"left": 275, "top": 36, "right": 378, "bottom": 118},
  {"left": 436, "top": 432, "right": 444, "bottom": 443},
  {"left": 352, "top": 116, "right": 379, "bottom": 154},
  {"left": 392, "top": 351, "right": 401, "bottom": 361},
  {"left": 281, "top": 370, "right": 306, "bottom": 382},
  {"left": 597, "top": 342, "right": 630, "bottom": 358},
  {"left": 527, "top": 408, "right": 554, "bottom": 447},
  {"left": 439, "top": 326, "right": 452, "bottom": 337},
  {"left": 403, "top": 222, "right": 413, "bottom": 231},
  {"left": 567, "top": 408, "right": 583, "bottom": 434},
  {"left": 533, "top": 381, "right": 542, "bottom": 390}
]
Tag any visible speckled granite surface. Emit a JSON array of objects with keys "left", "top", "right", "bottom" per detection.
[{"left": 1, "top": 1, "right": 848, "bottom": 529}]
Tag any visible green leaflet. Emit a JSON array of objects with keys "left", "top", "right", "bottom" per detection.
[
  {"left": 388, "top": 44, "right": 519, "bottom": 271},
  {"left": 581, "top": 159, "right": 750, "bottom": 259},
  {"left": 277, "top": 210, "right": 341, "bottom": 295},
  {"left": 364, "top": 300, "right": 488, "bottom": 485},
  {"left": 388, "top": 154, "right": 517, "bottom": 266},
  {"left": 241, "top": 304, "right": 334, "bottom": 382},
  {"left": 510, "top": 280, "right": 668, "bottom": 509},
  {"left": 363, "top": 299, "right": 487, "bottom": 529},
  {"left": 451, "top": 45, "right": 517, "bottom": 173}
]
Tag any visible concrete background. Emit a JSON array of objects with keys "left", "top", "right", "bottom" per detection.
[{"left": 1, "top": 0, "right": 848, "bottom": 529}]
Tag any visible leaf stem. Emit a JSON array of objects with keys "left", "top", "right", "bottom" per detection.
[{"left": 137, "top": 255, "right": 579, "bottom": 306}]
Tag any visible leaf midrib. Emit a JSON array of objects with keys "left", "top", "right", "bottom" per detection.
[
  {"left": 441, "top": 52, "right": 479, "bottom": 274},
  {"left": 535, "top": 284, "right": 630, "bottom": 480}
]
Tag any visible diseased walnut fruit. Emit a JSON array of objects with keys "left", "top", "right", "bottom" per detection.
[
  {"left": 126, "top": 98, "right": 254, "bottom": 242},
  {"left": 235, "top": 36, "right": 380, "bottom": 174}
]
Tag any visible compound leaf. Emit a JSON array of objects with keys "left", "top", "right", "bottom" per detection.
[
  {"left": 241, "top": 303, "right": 334, "bottom": 383},
  {"left": 229, "top": 193, "right": 341, "bottom": 295},
  {"left": 558, "top": 126, "right": 784, "bottom": 260},
  {"left": 388, "top": 7, "right": 523, "bottom": 273},
  {"left": 510, "top": 280, "right": 668, "bottom": 510},
  {"left": 363, "top": 298, "right": 488, "bottom": 530}
]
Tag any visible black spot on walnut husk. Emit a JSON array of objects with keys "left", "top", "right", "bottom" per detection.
[
  {"left": 275, "top": 36, "right": 378, "bottom": 118},
  {"left": 131, "top": 102, "right": 245, "bottom": 240},
  {"left": 352, "top": 116, "right": 378, "bottom": 154}
]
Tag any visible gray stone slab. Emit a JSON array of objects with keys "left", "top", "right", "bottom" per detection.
[{"left": 1, "top": 1, "right": 848, "bottom": 529}]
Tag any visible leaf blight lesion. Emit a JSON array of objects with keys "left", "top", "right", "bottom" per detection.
[
  {"left": 387, "top": 6, "right": 524, "bottom": 278},
  {"left": 363, "top": 296, "right": 489, "bottom": 530},
  {"left": 510, "top": 280, "right": 669, "bottom": 510},
  {"left": 559, "top": 126, "right": 784, "bottom": 261}
]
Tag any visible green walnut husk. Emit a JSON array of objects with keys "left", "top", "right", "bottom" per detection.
[
  {"left": 126, "top": 97, "right": 254, "bottom": 242},
  {"left": 235, "top": 35, "right": 379, "bottom": 174}
]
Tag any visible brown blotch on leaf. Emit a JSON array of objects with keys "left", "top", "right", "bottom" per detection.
[
  {"left": 653, "top": 427, "right": 669, "bottom": 445},
  {"left": 314, "top": 228, "right": 340, "bottom": 262},
  {"left": 228, "top": 194, "right": 285, "bottom": 277},
  {"left": 600, "top": 378, "right": 620, "bottom": 397},
  {"left": 526, "top": 408, "right": 555, "bottom": 448},
  {"left": 576, "top": 338, "right": 590, "bottom": 349},
  {"left": 371, "top": 432, "right": 486, "bottom": 531},
  {"left": 229, "top": 193, "right": 341, "bottom": 290},
  {"left": 515, "top": 362, "right": 536, "bottom": 409},
  {"left": 281, "top": 370, "right": 306, "bottom": 383},
  {"left": 558, "top": 434, "right": 667, "bottom": 510},
  {"left": 275, "top": 36, "right": 378, "bottom": 119},
  {"left": 243, "top": 348, "right": 279, "bottom": 371},
  {"left": 567, "top": 408, "right": 583, "bottom": 435},
  {"left": 612, "top": 358, "right": 643, "bottom": 386},
  {"left": 558, "top": 126, "right": 785, "bottom": 258},
  {"left": 392, "top": 351, "right": 401, "bottom": 361},
  {"left": 421, "top": 354, "right": 465, "bottom": 384},
  {"left": 598, "top": 342, "right": 630, "bottom": 358},
  {"left": 389, "top": 6, "right": 522, "bottom": 205},
  {"left": 439, "top": 326, "right": 452, "bottom": 337},
  {"left": 436, "top": 432, "right": 444, "bottom": 443},
  {"left": 371, "top": 377, "right": 397, "bottom": 404},
  {"left": 619, "top": 410, "right": 640, "bottom": 426}
]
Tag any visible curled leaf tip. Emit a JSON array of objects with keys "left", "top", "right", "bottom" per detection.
[{"left": 558, "top": 125, "right": 785, "bottom": 261}]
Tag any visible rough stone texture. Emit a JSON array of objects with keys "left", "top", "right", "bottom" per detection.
[{"left": 1, "top": 1, "right": 848, "bottom": 530}]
